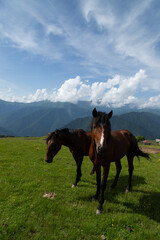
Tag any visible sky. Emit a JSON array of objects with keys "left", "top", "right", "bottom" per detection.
[{"left": 0, "top": 0, "right": 160, "bottom": 108}]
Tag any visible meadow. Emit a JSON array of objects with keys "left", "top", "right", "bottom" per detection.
[{"left": 0, "top": 137, "right": 160, "bottom": 240}]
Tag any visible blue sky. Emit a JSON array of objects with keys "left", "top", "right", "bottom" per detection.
[{"left": 0, "top": 0, "right": 160, "bottom": 108}]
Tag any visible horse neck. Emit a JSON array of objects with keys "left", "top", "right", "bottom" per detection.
[
  {"left": 107, "top": 130, "right": 111, "bottom": 142},
  {"left": 60, "top": 132, "right": 73, "bottom": 148}
]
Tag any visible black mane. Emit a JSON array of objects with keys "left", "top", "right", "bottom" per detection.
[
  {"left": 98, "top": 112, "right": 109, "bottom": 125},
  {"left": 46, "top": 128, "right": 70, "bottom": 143}
]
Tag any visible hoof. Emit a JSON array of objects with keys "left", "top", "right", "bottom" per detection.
[
  {"left": 96, "top": 209, "right": 102, "bottom": 215},
  {"left": 71, "top": 184, "right": 76, "bottom": 188},
  {"left": 125, "top": 188, "right": 130, "bottom": 193}
]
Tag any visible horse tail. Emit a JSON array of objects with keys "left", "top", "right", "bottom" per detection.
[
  {"left": 130, "top": 134, "right": 150, "bottom": 160},
  {"left": 134, "top": 146, "right": 150, "bottom": 160}
]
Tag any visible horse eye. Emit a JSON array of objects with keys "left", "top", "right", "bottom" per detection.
[{"left": 93, "top": 125, "right": 97, "bottom": 129}]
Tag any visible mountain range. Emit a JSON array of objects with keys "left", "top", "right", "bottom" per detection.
[{"left": 0, "top": 99, "right": 160, "bottom": 139}]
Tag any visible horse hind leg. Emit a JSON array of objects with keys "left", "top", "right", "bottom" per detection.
[
  {"left": 110, "top": 160, "right": 122, "bottom": 189},
  {"left": 126, "top": 155, "right": 134, "bottom": 193},
  {"left": 72, "top": 156, "right": 83, "bottom": 188}
]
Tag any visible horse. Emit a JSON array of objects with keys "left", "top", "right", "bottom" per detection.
[
  {"left": 45, "top": 128, "right": 94, "bottom": 187},
  {"left": 89, "top": 108, "right": 150, "bottom": 214}
]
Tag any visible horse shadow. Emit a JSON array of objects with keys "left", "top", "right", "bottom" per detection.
[
  {"left": 122, "top": 191, "right": 160, "bottom": 223},
  {"left": 79, "top": 175, "right": 160, "bottom": 223},
  {"left": 79, "top": 174, "right": 146, "bottom": 197}
]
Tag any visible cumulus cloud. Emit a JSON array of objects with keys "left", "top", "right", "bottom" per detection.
[
  {"left": 55, "top": 76, "right": 82, "bottom": 103},
  {"left": 28, "top": 89, "right": 50, "bottom": 102},
  {"left": 100, "top": 69, "right": 147, "bottom": 107},
  {"left": 141, "top": 95, "right": 160, "bottom": 108}
]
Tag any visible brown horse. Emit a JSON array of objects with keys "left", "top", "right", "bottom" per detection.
[
  {"left": 89, "top": 108, "right": 150, "bottom": 214},
  {"left": 45, "top": 128, "right": 94, "bottom": 187}
]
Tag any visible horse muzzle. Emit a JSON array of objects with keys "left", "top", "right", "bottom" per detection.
[{"left": 97, "top": 146, "right": 107, "bottom": 155}]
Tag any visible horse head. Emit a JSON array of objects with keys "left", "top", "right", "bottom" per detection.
[
  {"left": 45, "top": 130, "right": 62, "bottom": 163},
  {"left": 91, "top": 108, "right": 113, "bottom": 155}
]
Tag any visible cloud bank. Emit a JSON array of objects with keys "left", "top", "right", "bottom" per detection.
[
  {"left": 0, "top": 69, "right": 155, "bottom": 109},
  {"left": 26, "top": 69, "right": 148, "bottom": 107}
]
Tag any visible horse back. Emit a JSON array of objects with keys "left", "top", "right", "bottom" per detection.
[
  {"left": 111, "top": 129, "right": 134, "bottom": 142},
  {"left": 108, "top": 129, "right": 136, "bottom": 161},
  {"left": 71, "top": 129, "right": 91, "bottom": 156}
]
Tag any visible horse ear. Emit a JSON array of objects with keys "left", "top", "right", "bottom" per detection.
[
  {"left": 92, "top": 108, "right": 97, "bottom": 118},
  {"left": 48, "top": 133, "right": 51, "bottom": 136},
  {"left": 108, "top": 110, "right": 113, "bottom": 119}
]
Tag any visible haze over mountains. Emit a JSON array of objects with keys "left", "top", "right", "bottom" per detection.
[{"left": 0, "top": 99, "right": 160, "bottom": 139}]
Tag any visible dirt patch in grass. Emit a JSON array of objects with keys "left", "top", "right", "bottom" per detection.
[{"left": 140, "top": 147, "right": 160, "bottom": 154}]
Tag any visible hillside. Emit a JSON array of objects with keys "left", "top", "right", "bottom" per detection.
[
  {"left": 111, "top": 112, "right": 158, "bottom": 139},
  {"left": 0, "top": 100, "right": 91, "bottom": 137},
  {"left": 64, "top": 112, "right": 160, "bottom": 139},
  {"left": 0, "top": 126, "right": 16, "bottom": 137},
  {"left": 64, "top": 116, "right": 92, "bottom": 131}
]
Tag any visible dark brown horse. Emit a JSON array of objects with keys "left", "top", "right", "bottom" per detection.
[
  {"left": 89, "top": 108, "right": 150, "bottom": 214},
  {"left": 45, "top": 128, "right": 93, "bottom": 187}
]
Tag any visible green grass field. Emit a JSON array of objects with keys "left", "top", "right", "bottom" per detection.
[{"left": 0, "top": 137, "right": 160, "bottom": 240}]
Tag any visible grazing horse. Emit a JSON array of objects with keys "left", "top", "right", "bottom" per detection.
[
  {"left": 45, "top": 128, "right": 93, "bottom": 187},
  {"left": 89, "top": 108, "right": 150, "bottom": 214}
]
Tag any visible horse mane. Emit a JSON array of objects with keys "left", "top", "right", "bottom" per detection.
[
  {"left": 55, "top": 128, "right": 70, "bottom": 135},
  {"left": 46, "top": 128, "right": 70, "bottom": 143}
]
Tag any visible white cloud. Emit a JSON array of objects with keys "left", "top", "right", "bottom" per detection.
[
  {"left": 28, "top": 70, "right": 149, "bottom": 108},
  {"left": 55, "top": 76, "right": 82, "bottom": 103},
  {"left": 87, "top": 69, "right": 146, "bottom": 107},
  {"left": 28, "top": 89, "right": 49, "bottom": 102},
  {"left": 80, "top": 0, "right": 160, "bottom": 84},
  {"left": 81, "top": 0, "right": 115, "bottom": 29},
  {"left": 45, "top": 24, "right": 63, "bottom": 36},
  {"left": 141, "top": 95, "right": 160, "bottom": 108},
  {"left": 0, "top": 0, "right": 160, "bottom": 81},
  {"left": 0, "top": 0, "right": 64, "bottom": 60}
]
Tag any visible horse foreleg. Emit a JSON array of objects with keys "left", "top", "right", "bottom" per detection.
[
  {"left": 126, "top": 156, "right": 134, "bottom": 193},
  {"left": 89, "top": 166, "right": 95, "bottom": 175},
  {"left": 110, "top": 160, "right": 122, "bottom": 189},
  {"left": 93, "top": 165, "right": 101, "bottom": 200},
  {"left": 72, "top": 157, "right": 83, "bottom": 188},
  {"left": 96, "top": 163, "right": 110, "bottom": 215}
]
